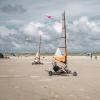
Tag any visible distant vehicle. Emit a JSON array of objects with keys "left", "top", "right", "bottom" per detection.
[
  {"left": 32, "top": 35, "right": 43, "bottom": 65},
  {"left": 0, "top": 53, "right": 4, "bottom": 58},
  {"left": 11, "top": 53, "right": 16, "bottom": 56}
]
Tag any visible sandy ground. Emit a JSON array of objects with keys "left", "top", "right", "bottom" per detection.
[{"left": 0, "top": 56, "right": 100, "bottom": 100}]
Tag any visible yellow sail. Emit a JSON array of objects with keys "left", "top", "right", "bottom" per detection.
[{"left": 54, "top": 48, "right": 67, "bottom": 63}]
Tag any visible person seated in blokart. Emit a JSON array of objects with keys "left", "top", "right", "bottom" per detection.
[
  {"left": 34, "top": 58, "right": 40, "bottom": 64},
  {"left": 53, "top": 61, "right": 67, "bottom": 73}
]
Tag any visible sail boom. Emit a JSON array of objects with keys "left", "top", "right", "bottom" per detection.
[{"left": 59, "top": 47, "right": 66, "bottom": 48}]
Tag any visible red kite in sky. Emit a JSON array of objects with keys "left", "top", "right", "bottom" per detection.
[{"left": 45, "top": 14, "right": 53, "bottom": 19}]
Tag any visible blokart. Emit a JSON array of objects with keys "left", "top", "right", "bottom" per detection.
[
  {"left": 48, "top": 11, "right": 77, "bottom": 76},
  {"left": 32, "top": 59, "right": 43, "bottom": 65},
  {"left": 48, "top": 61, "right": 77, "bottom": 76}
]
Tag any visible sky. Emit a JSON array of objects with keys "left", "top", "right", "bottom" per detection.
[{"left": 0, "top": 0, "right": 100, "bottom": 53}]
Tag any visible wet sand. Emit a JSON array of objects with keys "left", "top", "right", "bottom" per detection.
[{"left": 0, "top": 56, "right": 100, "bottom": 100}]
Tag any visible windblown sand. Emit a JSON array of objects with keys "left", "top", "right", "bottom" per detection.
[{"left": 0, "top": 56, "right": 100, "bottom": 100}]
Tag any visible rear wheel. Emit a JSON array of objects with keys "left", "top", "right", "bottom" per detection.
[
  {"left": 73, "top": 72, "right": 77, "bottom": 76},
  {"left": 49, "top": 71, "right": 52, "bottom": 76},
  {"left": 32, "top": 62, "right": 34, "bottom": 65}
]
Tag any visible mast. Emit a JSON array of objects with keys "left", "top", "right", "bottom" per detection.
[
  {"left": 38, "top": 34, "right": 41, "bottom": 62},
  {"left": 62, "top": 11, "right": 67, "bottom": 64}
]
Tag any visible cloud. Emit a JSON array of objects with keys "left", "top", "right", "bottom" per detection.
[
  {"left": 0, "top": 4, "right": 26, "bottom": 14},
  {"left": 22, "top": 22, "right": 45, "bottom": 37},
  {"left": 12, "top": 42, "right": 21, "bottom": 48},
  {"left": 6, "top": 19, "right": 24, "bottom": 24},
  {"left": 72, "top": 16, "right": 100, "bottom": 36},
  {"left": 0, "top": 15, "right": 100, "bottom": 53},
  {"left": 68, "top": 16, "right": 100, "bottom": 52},
  {"left": 0, "top": 26, "right": 16, "bottom": 38},
  {"left": 53, "top": 21, "right": 62, "bottom": 33}
]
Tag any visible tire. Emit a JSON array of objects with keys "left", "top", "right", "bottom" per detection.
[
  {"left": 49, "top": 71, "right": 52, "bottom": 76},
  {"left": 73, "top": 72, "right": 77, "bottom": 76},
  {"left": 32, "top": 62, "right": 34, "bottom": 65}
]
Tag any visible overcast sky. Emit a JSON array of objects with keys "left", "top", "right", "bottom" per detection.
[{"left": 0, "top": 0, "right": 100, "bottom": 53}]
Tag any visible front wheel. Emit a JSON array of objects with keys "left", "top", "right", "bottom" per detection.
[
  {"left": 73, "top": 72, "right": 77, "bottom": 76},
  {"left": 32, "top": 62, "right": 34, "bottom": 65}
]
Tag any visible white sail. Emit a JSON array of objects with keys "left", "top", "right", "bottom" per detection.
[
  {"left": 35, "top": 52, "right": 39, "bottom": 58},
  {"left": 55, "top": 48, "right": 62, "bottom": 56}
]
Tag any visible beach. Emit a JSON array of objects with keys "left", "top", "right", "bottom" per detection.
[{"left": 0, "top": 56, "right": 100, "bottom": 100}]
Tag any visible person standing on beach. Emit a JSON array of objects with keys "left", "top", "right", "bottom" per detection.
[
  {"left": 95, "top": 55, "right": 97, "bottom": 60},
  {"left": 90, "top": 53, "right": 93, "bottom": 60}
]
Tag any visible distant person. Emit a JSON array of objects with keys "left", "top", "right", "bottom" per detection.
[
  {"left": 95, "top": 55, "right": 97, "bottom": 60},
  {"left": 90, "top": 53, "right": 93, "bottom": 60}
]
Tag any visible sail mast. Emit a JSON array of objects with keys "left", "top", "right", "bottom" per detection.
[
  {"left": 38, "top": 34, "right": 41, "bottom": 62},
  {"left": 62, "top": 11, "right": 67, "bottom": 64}
]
